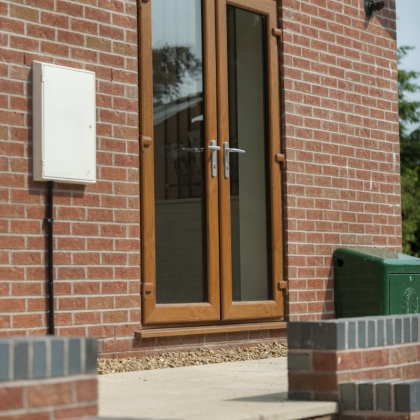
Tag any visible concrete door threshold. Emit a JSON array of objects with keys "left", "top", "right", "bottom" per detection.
[{"left": 98, "top": 358, "right": 338, "bottom": 420}]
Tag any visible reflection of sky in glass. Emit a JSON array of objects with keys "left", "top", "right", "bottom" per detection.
[
  {"left": 397, "top": 0, "right": 420, "bottom": 135},
  {"left": 152, "top": 0, "right": 203, "bottom": 103}
]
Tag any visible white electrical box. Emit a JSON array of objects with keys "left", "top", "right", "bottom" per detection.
[{"left": 33, "top": 61, "right": 96, "bottom": 184}]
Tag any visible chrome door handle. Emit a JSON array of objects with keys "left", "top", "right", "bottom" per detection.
[
  {"left": 182, "top": 147, "right": 204, "bottom": 153},
  {"left": 223, "top": 142, "right": 245, "bottom": 178},
  {"left": 208, "top": 140, "right": 221, "bottom": 177}
]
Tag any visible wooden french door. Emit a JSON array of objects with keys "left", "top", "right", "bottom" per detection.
[{"left": 139, "top": 0, "right": 284, "bottom": 327}]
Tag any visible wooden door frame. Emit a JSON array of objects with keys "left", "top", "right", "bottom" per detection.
[
  {"left": 139, "top": 0, "right": 285, "bottom": 328},
  {"left": 216, "top": 0, "right": 284, "bottom": 321},
  {"left": 139, "top": 0, "right": 220, "bottom": 327}
]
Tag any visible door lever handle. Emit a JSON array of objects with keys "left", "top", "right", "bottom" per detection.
[
  {"left": 223, "top": 142, "right": 245, "bottom": 178},
  {"left": 209, "top": 140, "right": 221, "bottom": 177}
]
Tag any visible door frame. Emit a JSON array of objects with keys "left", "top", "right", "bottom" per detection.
[
  {"left": 139, "top": 0, "right": 220, "bottom": 326},
  {"left": 138, "top": 0, "right": 285, "bottom": 328},
  {"left": 216, "top": 0, "right": 285, "bottom": 321}
]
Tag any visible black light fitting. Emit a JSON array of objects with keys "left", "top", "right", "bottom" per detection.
[{"left": 364, "top": 0, "right": 385, "bottom": 19}]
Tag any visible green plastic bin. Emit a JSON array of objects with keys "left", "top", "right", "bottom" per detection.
[{"left": 333, "top": 248, "right": 420, "bottom": 318}]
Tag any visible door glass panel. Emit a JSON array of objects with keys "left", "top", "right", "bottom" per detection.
[
  {"left": 227, "top": 6, "right": 272, "bottom": 302},
  {"left": 152, "top": 0, "right": 207, "bottom": 303}
]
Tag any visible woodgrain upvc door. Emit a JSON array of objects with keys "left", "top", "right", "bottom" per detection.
[
  {"left": 216, "top": 0, "right": 284, "bottom": 321},
  {"left": 139, "top": 0, "right": 284, "bottom": 328}
]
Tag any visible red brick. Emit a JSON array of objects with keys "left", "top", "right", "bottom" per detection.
[
  {"left": 12, "top": 314, "right": 43, "bottom": 329},
  {"left": 103, "top": 310, "right": 128, "bottom": 323},
  {"left": 0, "top": 386, "right": 24, "bottom": 409},
  {"left": 75, "top": 378, "right": 98, "bottom": 402},
  {"left": 28, "top": 381, "right": 73, "bottom": 408},
  {"left": 362, "top": 349, "right": 389, "bottom": 368},
  {"left": 55, "top": 404, "right": 99, "bottom": 420},
  {"left": 88, "top": 296, "right": 115, "bottom": 309},
  {"left": 391, "top": 346, "right": 417, "bottom": 364}
]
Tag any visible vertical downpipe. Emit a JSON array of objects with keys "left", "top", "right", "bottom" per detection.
[{"left": 46, "top": 181, "right": 54, "bottom": 335}]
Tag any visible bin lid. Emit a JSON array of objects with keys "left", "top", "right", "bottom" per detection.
[{"left": 333, "top": 248, "right": 420, "bottom": 273}]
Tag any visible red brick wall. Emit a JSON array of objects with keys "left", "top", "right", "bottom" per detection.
[
  {"left": 0, "top": 376, "right": 98, "bottom": 420},
  {"left": 0, "top": 0, "right": 141, "bottom": 352},
  {"left": 0, "top": 0, "right": 401, "bottom": 355},
  {"left": 280, "top": 0, "right": 400, "bottom": 321}
]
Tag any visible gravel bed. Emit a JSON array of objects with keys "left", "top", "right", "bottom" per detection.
[{"left": 98, "top": 342, "right": 287, "bottom": 375}]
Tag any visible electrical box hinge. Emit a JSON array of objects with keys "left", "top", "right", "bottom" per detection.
[
  {"left": 275, "top": 153, "right": 286, "bottom": 169},
  {"left": 140, "top": 135, "right": 152, "bottom": 152},
  {"left": 141, "top": 282, "right": 154, "bottom": 295},
  {"left": 272, "top": 28, "right": 283, "bottom": 43},
  {"left": 277, "top": 281, "right": 288, "bottom": 296}
]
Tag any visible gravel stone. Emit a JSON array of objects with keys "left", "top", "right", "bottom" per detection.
[{"left": 98, "top": 342, "right": 287, "bottom": 375}]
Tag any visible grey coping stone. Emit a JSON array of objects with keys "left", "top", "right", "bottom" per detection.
[
  {"left": 337, "top": 322, "right": 345, "bottom": 350},
  {"left": 288, "top": 392, "right": 311, "bottom": 401},
  {"left": 386, "top": 318, "right": 394, "bottom": 345},
  {"left": 377, "top": 319, "right": 385, "bottom": 346},
  {"left": 85, "top": 338, "right": 98, "bottom": 374},
  {"left": 312, "top": 322, "right": 342, "bottom": 350},
  {"left": 348, "top": 321, "right": 356, "bottom": 349},
  {"left": 287, "top": 323, "right": 302, "bottom": 349},
  {"left": 0, "top": 342, "right": 10, "bottom": 381},
  {"left": 376, "top": 381, "right": 392, "bottom": 411},
  {"left": 69, "top": 338, "right": 81, "bottom": 375},
  {"left": 288, "top": 352, "right": 310, "bottom": 371},
  {"left": 340, "top": 383, "right": 356, "bottom": 410},
  {"left": 404, "top": 317, "right": 411, "bottom": 343},
  {"left": 358, "top": 320, "right": 366, "bottom": 348},
  {"left": 395, "top": 380, "right": 420, "bottom": 412},
  {"left": 367, "top": 320, "right": 376, "bottom": 347},
  {"left": 395, "top": 318, "right": 402, "bottom": 344},
  {"left": 32, "top": 340, "right": 47, "bottom": 379},
  {"left": 413, "top": 316, "right": 419, "bottom": 342},
  {"left": 51, "top": 339, "right": 65, "bottom": 377},
  {"left": 358, "top": 382, "right": 374, "bottom": 411},
  {"left": 14, "top": 341, "right": 28, "bottom": 380}
]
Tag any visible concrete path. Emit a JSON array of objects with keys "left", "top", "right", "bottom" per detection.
[{"left": 98, "top": 358, "right": 338, "bottom": 420}]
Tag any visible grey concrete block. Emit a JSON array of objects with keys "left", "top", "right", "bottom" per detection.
[
  {"left": 395, "top": 381, "right": 420, "bottom": 412},
  {"left": 403, "top": 317, "right": 411, "bottom": 343},
  {"left": 358, "top": 320, "right": 366, "bottom": 348},
  {"left": 288, "top": 391, "right": 311, "bottom": 401},
  {"left": 300, "top": 323, "right": 313, "bottom": 349},
  {"left": 367, "top": 320, "right": 376, "bottom": 347},
  {"left": 358, "top": 382, "right": 374, "bottom": 410},
  {"left": 348, "top": 321, "right": 356, "bottom": 349},
  {"left": 13, "top": 341, "right": 28, "bottom": 380},
  {"left": 288, "top": 352, "right": 310, "bottom": 371},
  {"left": 0, "top": 342, "right": 10, "bottom": 381},
  {"left": 287, "top": 323, "right": 302, "bottom": 349},
  {"left": 32, "top": 340, "right": 47, "bottom": 379},
  {"left": 69, "top": 338, "right": 81, "bottom": 375},
  {"left": 51, "top": 339, "right": 65, "bottom": 377},
  {"left": 85, "top": 338, "right": 97, "bottom": 374},
  {"left": 377, "top": 319, "right": 385, "bottom": 346},
  {"left": 376, "top": 381, "right": 392, "bottom": 411},
  {"left": 395, "top": 318, "right": 402, "bottom": 344},
  {"left": 340, "top": 383, "right": 356, "bottom": 410},
  {"left": 413, "top": 316, "right": 419, "bottom": 343},
  {"left": 386, "top": 318, "right": 394, "bottom": 345}
]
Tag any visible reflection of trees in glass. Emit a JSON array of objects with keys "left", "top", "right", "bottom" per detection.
[
  {"left": 399, "top": 46, "right": 420, "bottom": 255},
  {"left": 153, "top": 44, "right": 202, "bottom": 104}
]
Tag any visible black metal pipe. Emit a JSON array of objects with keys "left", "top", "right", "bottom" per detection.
[{"left": 46, "top": 181, "right": 54, "bottom": 335}]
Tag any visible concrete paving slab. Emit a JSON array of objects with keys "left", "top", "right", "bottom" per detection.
[{"left": 98, "top": 358, "right": 338, "bottom": 420}]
